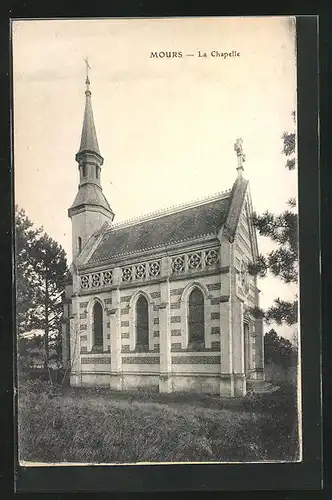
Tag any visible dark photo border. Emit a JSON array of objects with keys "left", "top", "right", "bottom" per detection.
[{"left": 0, "top": 3, "right": 325, "bottom": 496}]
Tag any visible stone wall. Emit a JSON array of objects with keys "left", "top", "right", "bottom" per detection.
[{"left": 68, "top": 226, "right": 263, "bottom": 395}]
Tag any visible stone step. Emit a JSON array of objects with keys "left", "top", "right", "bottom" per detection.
[{"left": 247, "top": 381, "right": 279, "bottom": 394}]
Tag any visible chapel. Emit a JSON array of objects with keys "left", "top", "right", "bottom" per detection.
[{"left": 61, "top": 72, "right": 265, "bottom": 397}]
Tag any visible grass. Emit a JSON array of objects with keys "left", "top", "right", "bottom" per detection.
[{"left": 18, "top": 379, "right": 300, "bottom": 464}]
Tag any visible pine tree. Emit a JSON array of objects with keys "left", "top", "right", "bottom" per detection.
[
  {"left": 249, "top": 112, "right": 298, "bottom": 326},
  {"left": 29, "top": 233, "right": 69, "bottom": 367},
  {"left": 15, "top": 206, "right": 69, "bottom": 370},
  {"left": 15, "top": 206, "right": 43, "bottom": 334}
]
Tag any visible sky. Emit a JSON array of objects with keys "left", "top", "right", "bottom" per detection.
[{"left": 12, "top": 17, "right": 298, "bottom": 340}]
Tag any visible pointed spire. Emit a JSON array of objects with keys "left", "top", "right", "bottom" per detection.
[
  {"left": 69, "top": 58, "right": 114, "bottom": 258},
  {"left": 77, "top": 58, "right": 101, "bottom": 157}
]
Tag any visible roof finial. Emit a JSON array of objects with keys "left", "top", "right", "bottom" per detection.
[
  {"left": 234, "top": 137, "right": 246, "bottom": 177},
  {"left": 83, "top": 56, "right": 91, "bottom": 96}
]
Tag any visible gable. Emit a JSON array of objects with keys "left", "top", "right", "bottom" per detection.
[
  {"left": 222, "top": 177, "right": 249, "bottom": 242},
  {"left": 234, "top": 191, "right": 259, "bottom": 267}
]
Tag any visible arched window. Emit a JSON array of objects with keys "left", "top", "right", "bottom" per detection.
[
  {"left": 188, "top": 288, "right": 205, "bottom": 347},
  {"left": 78, "top": 237, "right": 82, "bottom": 254},
  {"left": 82, "top": 164, "right": 87, "bottom": 177},
  {"left": 92, "top": 301, "right": 103, "bottom": 349},
  {"left": 95, "top": 165, "right": 99, "bottom": 179},
  {"left": 136, "top": 295, "right": 149, "bottom": 352}
]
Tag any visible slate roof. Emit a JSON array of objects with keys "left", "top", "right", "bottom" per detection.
[
  {"left": 88, "top": 194, "right": 232, "bottom": 264},
  {"left": 69, "top": 183, "right": 113, "bottom": 214}
]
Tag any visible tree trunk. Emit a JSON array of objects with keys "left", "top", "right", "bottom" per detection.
[{"left": 44, "top": 271, "right": 49, "bottom": 368}]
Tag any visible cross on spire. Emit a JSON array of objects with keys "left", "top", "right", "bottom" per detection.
[
  {"left": 234, "top": 137, "right": 246, "bottom": 176},
  {"left": 83, "top": 56, "right": 91, "bottom": 94}
]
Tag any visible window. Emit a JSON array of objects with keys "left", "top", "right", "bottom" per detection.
[
  {"left": 92, "top": 301, "right": 103, "bottom": 349},
  {"left": 95, "top": 165, "right": 99, "bottom": 179},
  {"left": 136, "top": 295, "right": 149, "bottom": 351},
  {"left": 240, "top": 260, "right": 250, "bottom": 295},
  {"left": 188, "top": 288, "right": 205, "bottom": 347},
  {"left": 78, "top": 237, "right": 82, "bottom": 254},
  {"left": 82, "top": 164, "right": 87, "bottom": 177},
  {"left": 243, "top": 322, "right": 250, "bottom": 375}
]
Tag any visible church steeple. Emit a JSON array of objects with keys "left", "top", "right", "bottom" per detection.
[
  {"left": 77, "top": 70, "right": 101, "bottom": 158},
  {"left": 68, "top": 60, "right": 114, "bottom": 262},
  {"left": 75, "top": 62, "right": 104, "bottom": 188}
]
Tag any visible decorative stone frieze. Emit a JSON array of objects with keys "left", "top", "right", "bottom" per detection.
[
  {"left": 171, "top": 248, "right": 219, "bottom": 276},
  {"left": 78, "top": 247, "right": 220, "bottom": 290},
  {"left": 211, "top": 326, "right": 220, "bottom": 334},
  {"left": 170, "top": 316, "right": 181, "bottom": 323},
  {"left": 122, "top": 356, "right": 160, "bottom": 364},
  {"left": 80, "top": 269, "right": 113, "bottom": 289},
  {"left": 171, "top": 329, "right": 181, "bottom": 336},
  {"left": 172, "top": 355, "right": 220, "bottom": 364},
  {"left": 81, "top": 357, "right": 111, "bottom": 364},
  {"left": 121, "top": 260, "right": 161, "bottom": 282}
]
